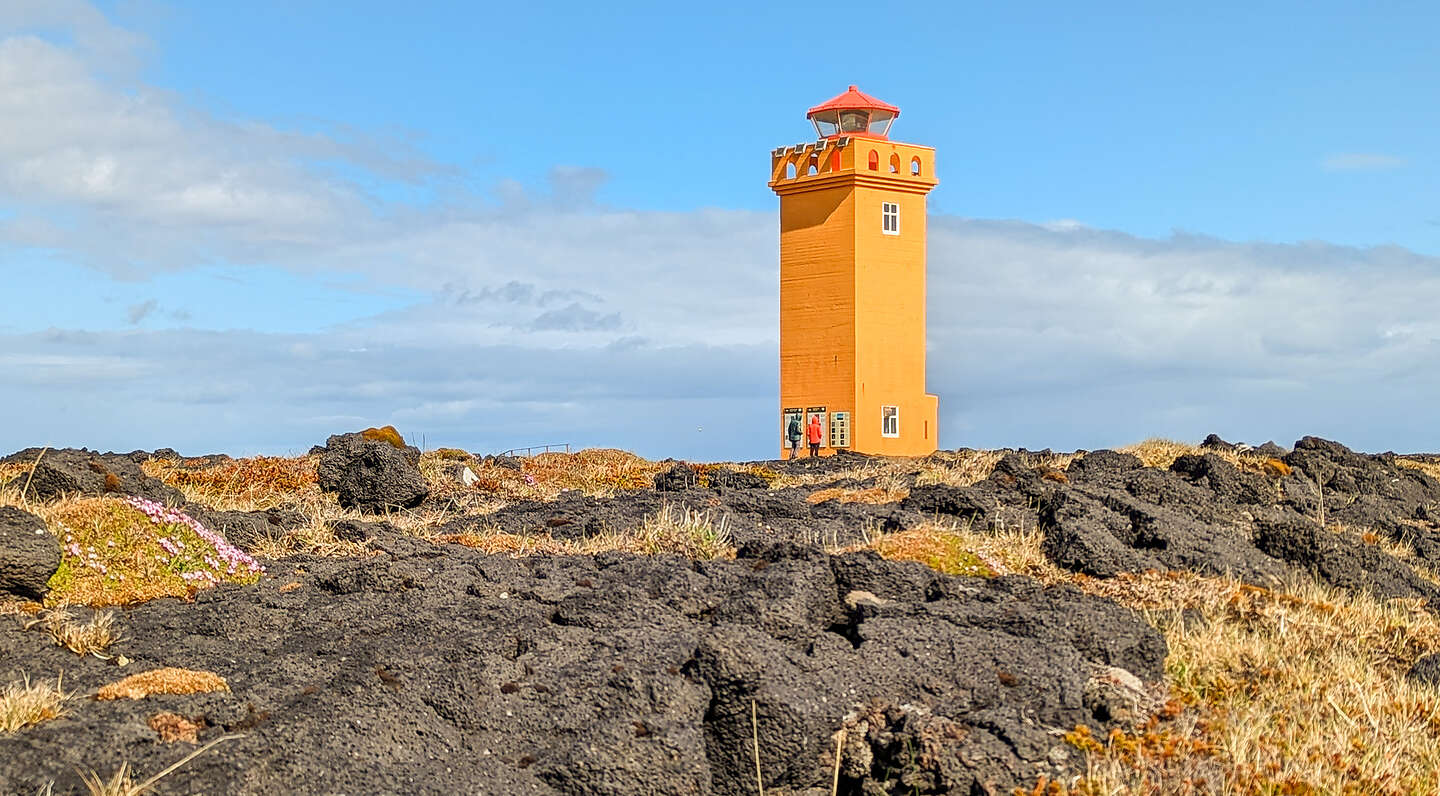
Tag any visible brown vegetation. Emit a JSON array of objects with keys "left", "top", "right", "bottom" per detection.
[{"left": 95, "top": 668, "right": 230, "bottom": 701}]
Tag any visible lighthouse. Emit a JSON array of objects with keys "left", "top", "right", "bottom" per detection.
[{"left": 770, "top": 86, "right": 939, "bottom": 457}]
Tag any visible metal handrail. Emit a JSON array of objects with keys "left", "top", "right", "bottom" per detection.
[{"left": 496, "top": 443, "right": 572, "bottom": 457}]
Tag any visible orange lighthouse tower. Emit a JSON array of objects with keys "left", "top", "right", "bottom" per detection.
[{"left": 770, "top": 86, "right": 939, "bottom": 457}]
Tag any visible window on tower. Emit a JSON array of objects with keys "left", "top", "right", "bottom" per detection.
[
  {"left": 868, "top": 111, "right": 894, "bottom": 137},
  {"left": 881, "top": 406, "right": 899, "bottom": 437},
  {"left": 810, "top": 110, "right": 840, "bottom": 138},
  {"left": 882, "top": 202, "right": 899, "bottom": 235},
  {"left": 839, "top": 110, "right": 869, "bottom": 133}
]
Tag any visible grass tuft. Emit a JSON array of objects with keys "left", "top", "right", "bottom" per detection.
[
  {"left": 1119, "top": 438, "right": 1274, "bottom": 476},
  {"left": 0, "top": 674, "right": 69, "bottom": 733},
  {"left": 629, "top": 504, "right": 733, "bottom": 559},
  {"left": 26, "top": 608, "right": 121, "bottom": 656},
  {"left": 95, "top": 668, "right": 229, "bottom": 701}
]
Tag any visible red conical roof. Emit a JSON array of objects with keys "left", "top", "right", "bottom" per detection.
[{"left": 806, "top": 85, "right": 900, "bottom": 117}]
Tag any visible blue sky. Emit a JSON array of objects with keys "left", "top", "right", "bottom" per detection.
[{"left": 1, "top": 0, "right": 1437, "bottom": 458}]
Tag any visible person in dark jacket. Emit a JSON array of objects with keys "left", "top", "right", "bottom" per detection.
[
  {"left": 786, "top": 415, "right": 803, "bottom": 459},
  {"left": 807, "top": 414, "right": 824, "bottom": 458}
]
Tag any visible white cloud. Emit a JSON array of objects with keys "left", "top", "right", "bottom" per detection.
[{"left": 1321, "top": 153, "right": 1407, "bottom": 171}]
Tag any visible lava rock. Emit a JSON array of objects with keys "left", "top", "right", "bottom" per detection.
[
  {"left": 1252, "top": 513, "right": 1440, "bottom": 602},
  {"left": 1407, "top": 653, "right": 1440, "bottom": 689},
  {"left": 330, "top": 518, "right": 401, "bottom": 544},
  {"left": 706, "top": 468, "right": 768, "bottom": 490},
  {"left": 0, "top": 543, "right": 1166, "bottom": 795},
  {"left": 1200, "top": 433, "right": 1238, "bottom": 452},
  {"left": 315, "top": 433, "right": 429, "bottom": 513},
  {"left": 0, "top": 506, "right": 58, "bottom": 599},
  {"left": 901, "top": 484, "right": 990, "bottom": 522},
  {"left": 0, "top": 448, "right": 183, "bottom": 504},
  {"left": 1065, "top": 450, "right": 1144, "bottom": 480},
  {"left": 1253, "top": 441, "right": 1288, "bottom": 458},
  {"left": 653, "top": 463, "right": 698, "bottom": 491}
]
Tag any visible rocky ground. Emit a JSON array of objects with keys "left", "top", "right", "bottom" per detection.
[{"left": 2, "top": 432, "right": 1440, "bottom": 794}]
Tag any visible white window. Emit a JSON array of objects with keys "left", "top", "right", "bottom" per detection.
[
  {"left": 882, "top": 202, "right": 899, "bottom": 235},
  {"left": 829, "top": 412, "right": 850, "bottom": 448},
  {"left": 881, "top": 405, "right": 899, "bottom": 437}
]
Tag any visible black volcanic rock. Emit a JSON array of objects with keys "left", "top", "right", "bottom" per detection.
[
  {"left": 314, "top": 432, "right": 429, "bottom": 513},
  {"left": 0, "top": 506, "right": 58, "bottom": 599},
  {"left": 1, "top": 448, "right": 182, "bottom": 504},
  {"left": 0, "top": 544, "right": 1165, "bottom": 795}
]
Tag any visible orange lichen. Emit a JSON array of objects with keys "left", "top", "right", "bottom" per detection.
[
  {"left": 360, "top": 426, "right": 407, "bottom": 449},
  {"left": 148, "top": 711, "right": 201, "bottom": 743},
  {"left": 1263, "top": 458, "right": 1292, "bottom": 478}
]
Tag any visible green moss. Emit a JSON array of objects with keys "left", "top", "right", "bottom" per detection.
[
  {"left": 875, "top": 531, "right": 997, "bottom": 578},
  {"left": 925, "top": 547, "right": 995, "bottom": 578}
]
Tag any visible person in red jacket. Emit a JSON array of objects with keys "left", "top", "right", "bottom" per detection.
[{"left": 806, "top": 414, "right": 824, "bottom": 458}]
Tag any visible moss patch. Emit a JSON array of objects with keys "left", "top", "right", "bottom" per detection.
[{"left": 871, "top": 529, "right": 996, "bottom": 578}]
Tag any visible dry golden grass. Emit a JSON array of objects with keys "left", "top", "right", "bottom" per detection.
[
  {"left": 1118, "top": 438, "right": 1275, "bottom": 477},
  {"left": 26, "top": 608, "right": 121, "bottom": 656},
  {"left": 0, "top": 598, "right": 41, "bottom": 617},
  {"left": 439, "top": 502, "right": 735, "bottom": 561},
  {"left": 1046, "top": 570, "right": 1440, "bottom": 794},
  {"left": 0, "top": 674, "right": 69, "bottom": 733},
  {"left": 806, "top": 485, "right": 908, "bottom": 505},
  {"left": 96, "top": 668, "right": 229, "bottom": 701},
  {"left": 767, "top": 458, "right": 924, "bottom": 494},
  {"left": 1398, "top": 456, "right": 1440, "bottom": 483},
  {"left": 143, "top": 455, "right": 319, "bottom": 512},
  {"left": 523, "top": 448, "right": 669, "bottom": 496},
  {"left": 0, "top": 448, "right": 50, "bottom": 512}
]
